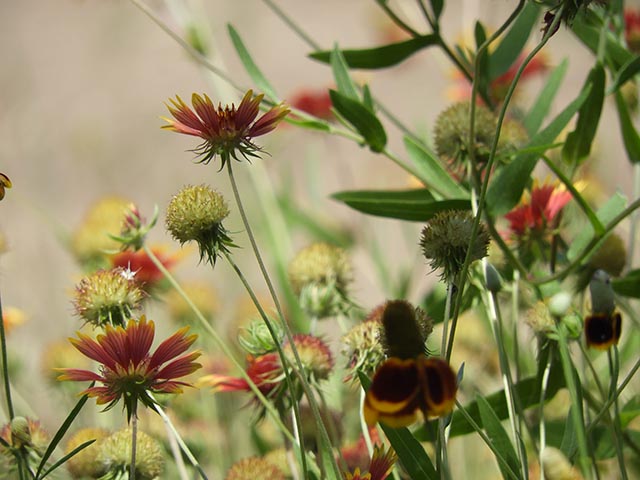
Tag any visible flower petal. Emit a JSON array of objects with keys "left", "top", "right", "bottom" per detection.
[{"left": 149, "top": 327, "right": 197, "bottom": 370}]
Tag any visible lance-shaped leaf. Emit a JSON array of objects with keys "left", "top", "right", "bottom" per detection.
[
  {"left": 614, "top": 89, "right": 640, "bottom": 164},
  {"left": 332, "top": 189, "right": 470, "bottom": 221},
  {"left": 488, "top": 1, "right": 541, "bottom": 80},
  {"left": 329, "top": 90, "right": 387, "bottom": 152},
  {"left": 524, "top": 58, "right": 568, "bottom": 136},
  {"left": 227, "top": 25, "right": 279, "bottom": 102},
  {"left": 608, "top": 55, "right": 640, "bottom": 93},
  {"left": 310, "top": 35, "right": 438, "bottom": 69},
  {"left": 612, "top": 269, "right": 640, "bottom": 298},
  {"left": 562, "top": 64, "right": 605, "bottom": 165}
]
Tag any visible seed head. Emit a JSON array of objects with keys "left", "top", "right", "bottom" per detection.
[
  {"left": 379, "top": 300, "right": 433, "bottom": 360},
  {"left": 225, "top": 456, "right": 286, "bottom": 480},
  {"left": 284, "top": 334, "right": 334, "bottom": 381},
  {"left": 73, "top": 267, "right": 145, "bottom": 327},
  {"left": 97, "top": 428, "right": 164, "bottom": 480},
  {"left": 420, "top": 210, "right": 490, "bottom": 284},
  {"left": 288, "top": 242, "right": 353, "bottom": 318},
  {"left": 165, "top": 184, "right": 232, "bottom": 265},
  {"left": 65, "top": 428, "right": 110, "bottom": 479}
]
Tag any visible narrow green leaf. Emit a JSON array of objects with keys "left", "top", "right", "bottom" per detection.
[
  {"left": 487, "top": 85, "right": 592, "bottom": 216},
  {"left": 330, "top": 46, "right": 359, "bottom": 100},
  {"left": 310, "top": 35, "right": 438, "bottom": 70},
  {"left": 417, "top": 356, "right": 564, "bottom": 440},
  {"left": 559, "top": 405, "right": 579, "bottom": 458},
  {"left": 477, "top": 395, "right": 522, "bottom": 480},
  {"left": 359, "top": 373, "right": 437, "bottom": 479},
  {"left": 571, "top": 13, "right": 633, "bottom": 70},
  {"left": 403, "top": 136, "right": 468, "bottom": 198},
  {"left": 362, "top": 84, "right": 374, "bottom": 112},
  {"left": 489, "top": 1, "right": 541, "bottom": 80},
  {"left": 286, "top": 116, "right": 331, "bottom": 132},
  {"left": 524, "top": 59, "right": 569, "bottom": 135},
  {"left": 614, "top": 90, "right": 640, "bottom": 164},
  {"left": 608, "top": 54, "right": 640, "bottom": 93},
  {"left": 39, "top": 440, "right": 95, "bottom": 479},
  {"left": 430, "top": 0, "right": 444, "bottom": 20},
  {"left": 329, "top": 90, "right": 387, "bottom": 152},
  {"left": 227, "top": 25, "right": 279, "bottom": 102},
  {"left": 567, "top": 192, "right": 627, "bottom": 262},
  {"left": 620, "top": 395, "right": 640, "bottom": 427},
  {"left": 562, "top": 64, "right": 606, "bottom": 165},
  {"left": 36, "top": 393, "right": 90, "bottom": 478},
  {"left": 331, "top": 189, "right": 470, "bottom": 221},
  {"left": 474, "top": 21, "right": 487, "bottom": 49},
  {"left": 612, "top": 269, "right": 640, "bottom": 298}
]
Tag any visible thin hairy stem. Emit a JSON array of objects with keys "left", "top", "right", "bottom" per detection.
[
  {"left": 130, "top": 404, "right": 138, "bottom": 480},
  {"left": 226, "top": 160, "right": 342, "bottom": 478},
  {"left": 142, "top": 245, "right": 296, "bottom": 445}
]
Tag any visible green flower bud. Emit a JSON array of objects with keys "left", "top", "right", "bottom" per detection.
[{"left": 238, "top": 319, "right": 285, "bottom": 356}]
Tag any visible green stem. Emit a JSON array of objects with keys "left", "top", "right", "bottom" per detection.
[
  {"left": 142, "top": 245, "right": 296, "bottom": 445},
  {"left": 607, "top": 348, "right": 628, "bottom": 480},
  {"left": 0, "top": 289, "right": 14, "bottom": 420},
  {"left": 130, "top": 403, "right": 138, "bottom": 480},
  {"left": 226, "top": 161, "right": 342, "bottom": 479},
  {"left": 152, "top": 400, "right": 209, "bottom": 480},
  {"left": 537, "top": 352, "right": 553, "bottom": 480},
  {"left": 454, "top": 400, "right": 521, "bottom": 480},
  {"left": 489, "top": 287, "right": 528, "bottom": 479},
  {"left": 222, "top": 249, "right": 307, "bottom": 479},
  {"left": 555, "top": 326, "right": 592, "bottom": 478}
]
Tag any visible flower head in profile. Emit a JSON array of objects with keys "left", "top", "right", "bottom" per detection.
[
  {"left": 163, "top": 90, "right": 289, "bottom": 168},
  {"left": 57, "top": 316, "right": 201, "bottom": 420},
  {"left": 504, "top": 181, "right": 572, "bottom": 239},
  {"left": 0, "top": 173, "right": 11, "bottom": 201},
  {"left": 343, "top": 445, "right": 397, "bottom": 480},
  {"left": 110, "top": 246, "right": 181, "bottom": 292}
]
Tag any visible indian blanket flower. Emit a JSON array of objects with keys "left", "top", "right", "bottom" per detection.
[
  {"left": 163, "top": 89, "right": 289, "bottom": 167},
  {"left": 200, "top": 334, "right": 332, "bottom": 415},
  {"left": 504, "top": 181, "right": 572, "bottom": 239},
  {"left": 343, "top": 445, "right": 397, "bottom": 480},
  {"left": 57, "top": 315, "right": 201, "bottom": 420}
]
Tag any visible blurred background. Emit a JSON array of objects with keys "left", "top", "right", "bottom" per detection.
[{"left": 1, "top": 0, "right": 639, "bottom": 456}]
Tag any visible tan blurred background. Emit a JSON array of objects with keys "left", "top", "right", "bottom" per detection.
[{"left": 0, "top": 0, "right": 637, "bottom": 434}]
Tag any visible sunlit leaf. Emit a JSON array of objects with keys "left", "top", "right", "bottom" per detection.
[
  {"left": 310, "top": 36, "right": 438, "bottom": 70},
  {"left": 332, "top": 189, "right": 470, "bottom": 221},
  {"left": 227, "top": 25, "right": 279, "bottom": 102},
  {"left": 329, "top": 90, "right": 387, "bottom": 152}
]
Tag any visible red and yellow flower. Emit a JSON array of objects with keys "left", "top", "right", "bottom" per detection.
[
  {"left": 504, "top": 181, "right": 572, "bottom": 239},
  {"left": 163, "top": 90, "right": 289, "bottom": 167},
  {"left": 110, "top": 246, "right": 181, "bottom": 290},
  {"left": 58, "top": 316, "right": 201, "bottom": 419},
  {"left": 343, "top": 445, "right": 397, "bottom": 480}
]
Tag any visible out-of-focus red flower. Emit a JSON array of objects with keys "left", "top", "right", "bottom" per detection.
[
  {"left": 290, "top": 88, "right": 333, "bottom": 121},
  {"left": 626, "top": 9, "right": 640, "bottom": 53},
  {"left": 449, "top": 52, "right": 549, "bottom": 103},
  {"left": 504, "top": 182, "right": 572, "bottom": 238},
  {"left": 110, "top": 246, "right": 181, "bottom": 288},
  {"left": 200, "top": 352, "right": 282, "bottom": 396}
]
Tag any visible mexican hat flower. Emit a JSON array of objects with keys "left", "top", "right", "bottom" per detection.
[
  {"left": 58, "top": 316, "right": 201, "bottom": 420},
  {"left": 343, "top": 445, "right": 397, "bottom": 480},
  {"left": 163, "top": 89, "right": 289, "bottom": 168}
]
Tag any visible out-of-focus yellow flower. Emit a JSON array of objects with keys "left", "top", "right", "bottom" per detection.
[{"left": 2, "top": 307, "right": 27, "bottom": 336}]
